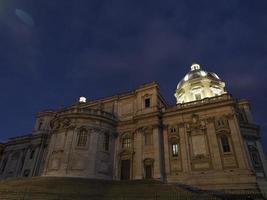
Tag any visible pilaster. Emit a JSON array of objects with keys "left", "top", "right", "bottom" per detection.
[
  {"left": 228, "top": 114, "right": 249, "bottom": 169},
  {"left": 163, "top": 125, "right": 170, "bottom": 176},
  {"left": 256, "top": 140, "right": 267, "bottom": 178},
  {"left": 179, "top": 124, "right": 190, "bottom": 172},
  {"left": 152, "top": 125, "right": 163, "bottom": 179},
  {"left": 205, "top": 118, "right": 223, "bottom": 170}
]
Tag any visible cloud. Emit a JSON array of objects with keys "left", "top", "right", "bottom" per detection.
[{"left": 0, "top": 11, "right": 42, "bottom": 78}]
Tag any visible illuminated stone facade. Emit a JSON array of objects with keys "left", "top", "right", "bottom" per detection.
[{"left": 0, "top": 63, "right": 266, "bottom": 192}]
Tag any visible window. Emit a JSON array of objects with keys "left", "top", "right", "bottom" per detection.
[
  {"left": 221, "top": 135, "right": 231, "bottom": 153},
  {"left": 170, "top": 127, "right": 176, "bottom": 133},
  {"left": 122, "top": 136, "right": 131, "bottom": 148},
  {"left": 144, "top": 133, "right": 153, "bottom": 145},
  {"left": 216, "top": 119, "right": 225, "bottom": 127},
  {"left": 172, "top": 143, "right": 179, "bottom": 157},
  {"left": 103, "top": 133, "right": 110, "bottom": 151},
  {"left": 251, "top": 152, "right": 261, "bottom": 166},
  {"left": 144, "top": 98, "right": 151, "bottom": 108},
  {"left": 30, "top": 150, "right": 35, "bottom": 159},
  {"left": 195, "top": 93, "right": 201, "bottom": 100},
  {"left": 77, "top": 129, "right": 88, "bottom": 147}
]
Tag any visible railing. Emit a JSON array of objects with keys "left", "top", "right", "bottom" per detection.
[
  {"left": 176, "top": 94, "right": 232, "bottom": 109},
  {"left": 0, "top": 190, "right": 265, "bottom": 200}
]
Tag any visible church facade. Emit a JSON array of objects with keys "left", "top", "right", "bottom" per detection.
[{"left": 0, "top": 63, "right": 266, "bottom": 191}]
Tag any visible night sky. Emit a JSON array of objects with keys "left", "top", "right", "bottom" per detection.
[{"left": 0, "top": 1, "right": 266, "bottom": 152}]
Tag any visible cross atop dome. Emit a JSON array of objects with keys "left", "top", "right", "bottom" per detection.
[{"left": 191, "top": 63, "right": 201, "bottom": 71}]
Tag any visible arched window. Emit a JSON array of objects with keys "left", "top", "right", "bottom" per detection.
[
  {"left": 77, "top": 129, "right": 88, "bottom": 147},
  {"left": 220, "top": 135, "right": 231, "bottom": 153},
  {"left": 103, "top": 133, "right": 110, "bottom": 151},
  {"left": 122, "top": 135, "right": 131, "bottom": 149},
  {"left": 172, "top": 143, "right": 179, "bottom": 157}
]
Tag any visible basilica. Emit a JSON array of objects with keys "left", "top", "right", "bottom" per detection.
[{"left": 0, "top": 63, "right": 266, "bottom": 192}]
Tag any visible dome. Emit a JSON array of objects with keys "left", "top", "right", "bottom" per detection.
[
  {"left": 176, "top": 64, "right": 221, "bottom": 90},
  {"left": 174, "top": 63, "right": 226, "bottom": 104}
]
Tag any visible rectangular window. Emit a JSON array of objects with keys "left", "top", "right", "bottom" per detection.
[
  {"left": 145, "top": 98, "right": 151, "bottom": 108},
  {"left": 172, "top": 143, "right": 179, "bottom": 157},
  {"left": 221, "top": 135, "right": 231, "bottom": 153}
]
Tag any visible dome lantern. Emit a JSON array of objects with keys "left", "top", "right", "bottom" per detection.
[{"left": 191, "top": 63, "right": 201, "bottom": 71}]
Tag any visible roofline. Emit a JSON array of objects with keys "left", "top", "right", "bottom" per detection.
[
  {"left": 8, "top": 133, "right": 32, "bottom": 141},
  {"left": 74, "top": 81, "right": 159, "bottom": 106}
]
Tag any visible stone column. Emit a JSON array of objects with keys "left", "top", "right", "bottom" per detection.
[
  {"left": 179, "top": 124, "right": 190, "bottom": 172},
  {"left": 163, "top": 126, "right": 170, "bottom": 177},
  {"left": 256, "top": 140, "right": 267, "bottom": 177},
  {"left": 113, "top": 132, "right": 119, "bottom": 180},
  {"left": 201, "top": 79, "right": 212, "bottom": 98},
  {"left": 134, "top": 128, "right": 143, "bottom": 179},
  {"left": 183, "top": 84, "right": 192, "bottom": 102},
  {"left": 242, "top": 103, "right": 253, "bottom": 123},
  {"left": 153, "top": 125, "right": 163, "bottom": 179},
  {"left": 64, "top": 129, "right": 74, "bottom": 176},
  {"left": 243, "top": 140, "right": 254, "bottom": 170},
  {"left": 205, "top": 118, "right": 223, "bottom": 170},
  {"left": 2, "top": 153, "right": 11, "bottom": 178}
]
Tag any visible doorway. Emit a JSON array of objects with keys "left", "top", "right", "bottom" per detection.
[
  {"left": 121, "top": 160, "right": 130, "bottom": 180},
  {"left": 145, "top": 165, "right": 152, "bottom": 179}
]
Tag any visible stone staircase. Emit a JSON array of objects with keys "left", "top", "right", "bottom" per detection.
[{"left": 173, "top": 182, "right": 266, "bottom": 200}]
